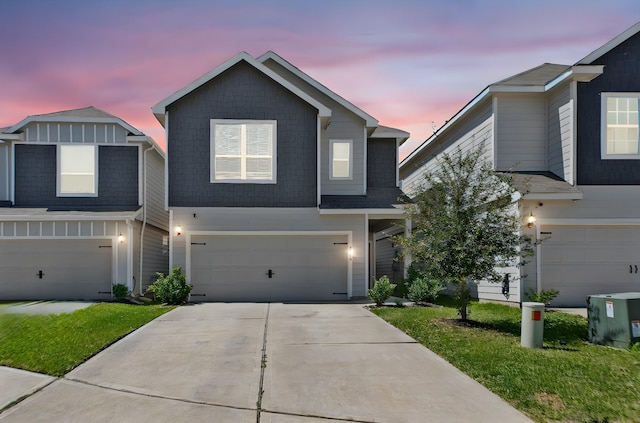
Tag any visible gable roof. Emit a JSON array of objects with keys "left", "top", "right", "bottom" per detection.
[
  {"left": 151, "top": 52, "right": 332, "bottom": 126},
  {"left": 401, "top": 62, "right": 602, "bottom": 167},
  {"left": 3, "top": 106, "right": 144, "bottom": 136},
  {"left": 577, "top": 21, "right": 640, "bottom": 64},
  {"left": 257, "top": 51, "right": 378, "bottom": 128}
]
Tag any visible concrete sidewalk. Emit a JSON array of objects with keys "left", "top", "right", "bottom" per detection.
[{"left": 0, "top": 303, "right": 532, "bottom": 422}]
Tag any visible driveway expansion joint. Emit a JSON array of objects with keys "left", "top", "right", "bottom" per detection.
[
  {"left": 256, "top": 303, "right": 270, "bottom": 422},
  {"left": 260, "top": 408, "right": 381, "bottom": 422},
  {"left": 63, "top": 377, "right": 258, "bottom": 413}
]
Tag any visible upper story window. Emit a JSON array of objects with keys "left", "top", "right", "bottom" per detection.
[
  {"left": 602, "top": 93, "right": 640, "bottom": 159},
  {"left": 57, "top": 145, "right": 98, "bottom": 196},
  {"left": 210, "top": 120, "right": 277, "bottom": 183},
  {"left": 330, "top": 139, "right": 352, "bottom": 180}
]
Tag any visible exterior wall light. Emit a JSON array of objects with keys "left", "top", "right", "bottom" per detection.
[
  {"left": 527, "top": 212, "right": 536, "bottom": 228},
  {"left": 175, "top": 225, "right": 182, "bottom": 236},
  {"left": 118, "top": 234, "right": 124, "bottom": 243},
  {"left": 349, "top": 245, "right": 353, "bottom": 260}
]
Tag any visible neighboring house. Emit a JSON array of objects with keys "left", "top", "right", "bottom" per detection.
[
  {"left": 0, "top": 107, "right": 168, "bottom": 300},
  {"left": 399, "top": 22, "right": 640, "bottom": 307},
  {"left": 152, "top": 51, "right": 408, "bottom": 302}
]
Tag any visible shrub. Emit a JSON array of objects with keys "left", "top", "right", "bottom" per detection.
[
  {"left": 147, "top": 267, "right": 192, "bottom": 305},
  {"left": 525, "top": 288, "right": 560, "bottom": 305},
  {"left": 407, "top": 276, "right": 444, "bottom": 304},
  {"left": 112, "top": 283, "right": 129, "bottom": 299},
  {"left": 368, "top": 275, "right": 396, "bottom": 306}
]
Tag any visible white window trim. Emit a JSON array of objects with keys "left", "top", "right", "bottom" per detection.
[
  {"left": 210, "top": 119, "right": 277, "bottom": 184},
  {"left": 329, "top": 139, "right": 353, "bottom": 180},
  {"left": 56, "top": 144, "right": 98, "bottom": 197},
  {"left": 601, "top": 92, "right": 640, "bottom": 160}
]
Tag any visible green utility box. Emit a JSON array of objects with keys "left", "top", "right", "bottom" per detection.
[{"left": 587, "top": 293, "right": 640, "bottom": 349}]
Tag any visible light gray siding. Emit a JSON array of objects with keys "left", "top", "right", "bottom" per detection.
[
  {"left": 495, "top": 94, "right": 547, "bottom": 171},
  {"left": 262, "top": 59, "right": 366, "bottom": 195},
  {"left": 144, "top": 148, "right": 168, "bottom": 231},
  {"left": 0, "top": 144, "right": 9, "bottom": 201},
  {"left": 547, "top": 83, "right": 574, "bottom": 183},
  {"left": 402, "top": 112, "right": 494, "bottom": 197},
  {"left": 24, "top": 122, "right": 129, "bottom": 144}
]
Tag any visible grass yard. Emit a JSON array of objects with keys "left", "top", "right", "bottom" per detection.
[
  {"left": 372, "top": 299, "right": 640, "bottom": 423},
  {"left": 0, "top": 302, "right": 174, "bottom": 376}
]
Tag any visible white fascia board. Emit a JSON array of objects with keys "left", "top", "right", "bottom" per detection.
[
  {"left": 127, "top": 135, "right": 165, "bottom": 158},
  {"left": 0, "top": 133, "right": 24, "bottom": 142},
  {"left": 568, "top": 65, "right": 604, "bottom": 82},
  {"left": 257, "top": 51, "right": 378, "bottom": 128},
  {"left": 522, "top": 192, "right": 583, "bottom": 200},
  {"left": 0, "top": 208, "right": 143, "bottom": 221},
  {"left": 319, "top": 208, "right": 404, "bottom": 216},
  {"left": 7, "top": 117, "right": 143, "bottom": 136},
  {"left": 400, "top": 87, "right": 491, "bottom": 168},
  {"left": 540, "top": 218, "right": 640, "bottom": 226},
  {"left": 151, "top": 52, "right": 331, "bottom": 126},
  {"left": 577, "top": 22, "right": 640, "bottom": 64}
]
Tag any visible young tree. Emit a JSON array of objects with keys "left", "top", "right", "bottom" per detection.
[{"left": 399, "top": 144, "right": 532, "bottom": 320}]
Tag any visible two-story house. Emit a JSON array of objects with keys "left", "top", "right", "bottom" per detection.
[
  {"left": 400, "top": 22, "right": 640, "bottom": 307},
  {"left": 0, "top": 107, "right": 168, "bottom": 300},
  {"left": 152, "top": 51, "right": 408, "bottom": 302}
]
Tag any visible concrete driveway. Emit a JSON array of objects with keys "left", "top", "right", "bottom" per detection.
[{"left": 0, "top": 303, "right": 531, "bottom": 422}]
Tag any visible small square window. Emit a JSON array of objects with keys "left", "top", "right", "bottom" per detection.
[
  {"left": 58, "top": 145, "right": 98, "bottom": 196},
  {"left": 330, "top": 139, "right": 352, "bottom": 180},
  {"left": 602, "top": 93, "right": 640, "bottom": 159}
]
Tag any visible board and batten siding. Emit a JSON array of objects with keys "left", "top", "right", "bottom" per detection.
[
  {"left": 402, "top": 113, "right": 494, "bottom": 197},
  {"left": 0, "top": 219, "right": 124, "bottom": 238},
  {"left": 547, "top": 83, "right": 574, "bottom": 183},
  {"left": 170, "top": 207, "right": 368, "bottom": 297},
  {"left": 495, "top": 94, "right": 547, "bottom": 171},
  {"left": 24, "top": 122, "right": 129, "bottom": 144},
  {"left": 0, "top": 144, "right": 9, "bottom": 201},
  {"left": 261, "top": 58, "right": 366, "bottom": 195}
]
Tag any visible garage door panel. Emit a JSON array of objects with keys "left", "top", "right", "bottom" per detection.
[
  {"left": 0, "top": 239, "right": 112, "bottom": 301},
  {"left": 190, "top": 235, "right": 348, "bottom": 302},
  {"left": 541, "top": 225, "right": 640, "bottom": 306}
]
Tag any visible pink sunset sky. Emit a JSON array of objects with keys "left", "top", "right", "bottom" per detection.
[{"left": 1, "top": 1, "right": 638, "bottom": 160}]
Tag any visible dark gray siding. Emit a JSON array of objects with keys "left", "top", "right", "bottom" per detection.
[
  {"left": 15, "top": 145, "right": 139, "bottom": 208},
  {"left": 167, "top": 61, "right": 318, "bottom": 207},
  {"left": 367, "top": 138, "right": 397, "bottom": 188},
  {"left": 577, "top": 33, "right": 640, "bottom": 184}
]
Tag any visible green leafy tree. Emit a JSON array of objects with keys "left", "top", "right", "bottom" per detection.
[{"left": 399, "top": 144, "right": 532, "bottom": 320}]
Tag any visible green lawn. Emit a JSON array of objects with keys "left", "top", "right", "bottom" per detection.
[
  {"left": 372, "top": 300, "right": 640, "bottom": 423},
  {"left": 0, "top": 302, "right": 174, "bottom": 376}
]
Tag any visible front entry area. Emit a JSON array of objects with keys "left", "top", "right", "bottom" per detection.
[{"left": 188, "top": 233, "right": 349, "bottom": 302}]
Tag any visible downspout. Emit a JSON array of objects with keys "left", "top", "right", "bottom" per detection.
[{"left": 139, "top": 145, "right": 155, "bottom": 296}]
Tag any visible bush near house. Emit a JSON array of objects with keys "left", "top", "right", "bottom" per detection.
[
  {"left": 368, "top": 275, "right": 396, "bottom": 306},
  {"left": 147, "top": 266, "right": 192, "bottom": 305}
]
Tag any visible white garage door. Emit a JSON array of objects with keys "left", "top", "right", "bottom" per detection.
[
  {"left": 0, "top": 239, "right": 112, "bottom": 301},
  {"left": 540, "top": 225, "right": 640, "bottom": 306},
  {"left": 190, "top": 234, "right": 348, "bottom": 302}
]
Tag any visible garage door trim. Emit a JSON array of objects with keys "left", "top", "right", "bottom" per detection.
[{"left": 186, "top": 230, "right": 353, "bottom": 298}]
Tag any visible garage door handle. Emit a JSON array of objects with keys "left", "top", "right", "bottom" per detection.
[
  {"left": 636, "top": 265, "right": 638, "bottom": 274},
  {"left": 266, "top": 269, "right": 275, "bottom": 278}
]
